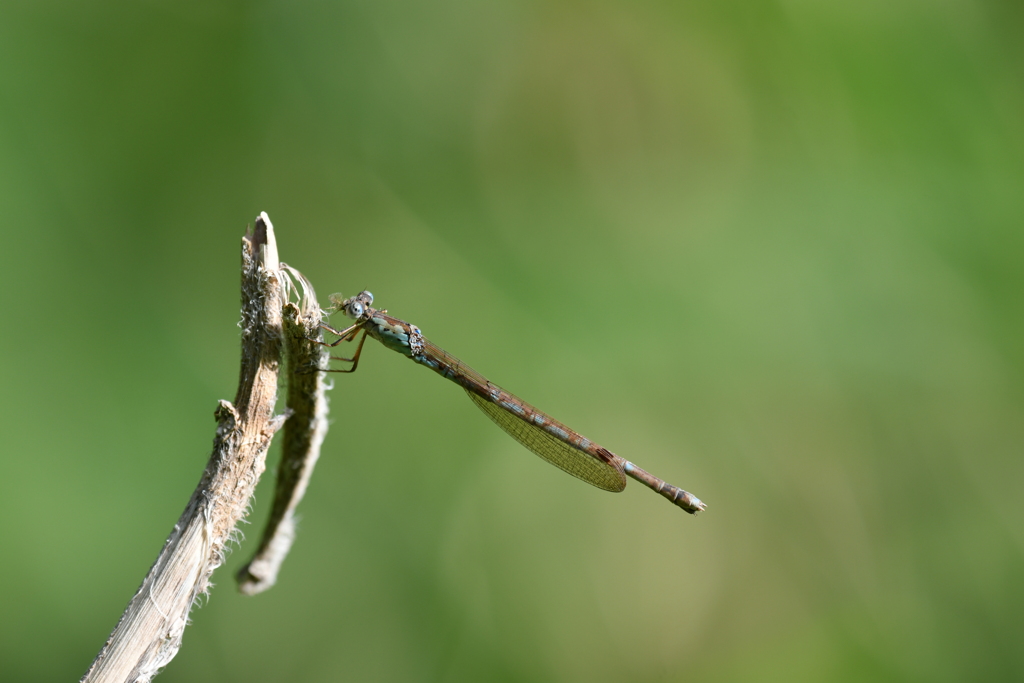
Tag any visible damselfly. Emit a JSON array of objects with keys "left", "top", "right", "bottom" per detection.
[{"left": 319, "top": 291, "right": 706, "bottom": 514}]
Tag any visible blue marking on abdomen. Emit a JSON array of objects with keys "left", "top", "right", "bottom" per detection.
[
  {"left": 501, "top": 400, "right": 526, "bottom": 415},
  {"left": 545, "top": 424, "right": 569, "bottom": 440},
  {"left": 413, "top": 355, "right": 434, "bottom": 368}
]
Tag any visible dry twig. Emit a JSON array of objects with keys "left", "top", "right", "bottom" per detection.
[
  {"left": 236, "top": 265, "right": 330, "bottom": 594},
  {"left": 82, "top": 213, "right": 287, "bottom": 682}
]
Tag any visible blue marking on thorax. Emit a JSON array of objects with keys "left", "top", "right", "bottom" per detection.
[{"left": 369, "top": 320, "right": 415, "bottom": 357}]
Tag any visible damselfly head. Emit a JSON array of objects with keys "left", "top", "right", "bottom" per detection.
[
  {"left": 327, "top": 291, "right": 374, "bottom": 319},
  {"left": 339, "top": 290, "right": 374, "bottom": 320}
]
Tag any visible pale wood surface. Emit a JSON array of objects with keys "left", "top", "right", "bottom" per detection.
[
  {"left": 81, "top": 213, "right": 286, "bottom": 683},
  {"left": 237, "top": 265, "right": 330, "bottom": 595}
]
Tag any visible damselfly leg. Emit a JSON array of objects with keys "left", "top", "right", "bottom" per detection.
[{"left": 317, "top": 323, "right": 368, "bottom": 373}]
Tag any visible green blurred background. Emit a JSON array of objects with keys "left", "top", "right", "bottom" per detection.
[{"left": 2, "top": 1, "right": 1022, "bottom": 681}]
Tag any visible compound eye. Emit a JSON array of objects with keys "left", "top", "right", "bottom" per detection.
[
  {"left": 346, "top": 301, "right": 365, "bottom": 319},
  {"left": 361, "top": 290, "right": 374, "bottom": 305}
]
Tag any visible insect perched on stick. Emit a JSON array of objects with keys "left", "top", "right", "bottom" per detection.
[{"left": 319, "top": 291, "right": 706, "bottom": 514}]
